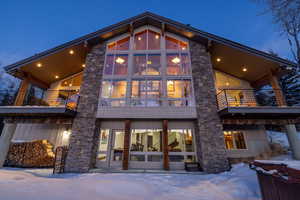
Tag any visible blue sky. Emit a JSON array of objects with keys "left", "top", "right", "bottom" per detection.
[{"left": 0, "top": 0, "right": 291, "bottom": 67}]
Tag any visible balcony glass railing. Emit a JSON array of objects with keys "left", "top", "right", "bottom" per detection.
[
  {"left": 216, "top": 89, "right": 287, "bottom": 110},
  {"left": 0, "top": 89, "right": 79, "bottom": 111}
]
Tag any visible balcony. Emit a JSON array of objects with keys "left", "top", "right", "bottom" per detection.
[
  {"left": 0, "top": 90, "right": 79, "bottom": 117},
  {"left": 216, "top": 89, "right": 300, "bottom": 119}
]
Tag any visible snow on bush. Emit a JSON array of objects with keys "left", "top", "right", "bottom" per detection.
[{"left": 0, "top": 164, "right": 261, "bottom": 200}]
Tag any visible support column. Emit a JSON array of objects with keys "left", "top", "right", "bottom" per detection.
[
  {"left": 64, "top": 43, "right": 105, "bottom": 173},
  {"left": 162, "top": 120, "right": 169, "bottom": 170},
  {"left": 14, "top": 79, "right": 29, "bottom": 106},
  {"left": 0, "top": 123, "right": 17, "bottom": 167},
  {"left": 268, "top": 71, "right": 286, "bottom": 106},
  {"left": 122, "top": 120, "right": 131, "bottom": 170},
  {"left": 285, "top": 124, "right": 300, "bottom": 160},
  {"left": 190, "top": 40, "right": 229, "bottom": 173}
]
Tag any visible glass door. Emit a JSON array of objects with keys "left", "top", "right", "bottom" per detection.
[
  {"left": 96, "top": 129, "right": 112, "bottom": 168},
  {"left": 109, "top": 130, "right": 125, "bottom": 169}
]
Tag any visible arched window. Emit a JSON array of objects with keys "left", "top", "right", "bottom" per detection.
[{"left": 134, "top": 30, "right": 161, "bottom": 50}]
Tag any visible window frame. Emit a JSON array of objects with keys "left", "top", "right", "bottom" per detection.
[
  {"left": 101, "top": 25, "right": 194, "bottom": 107},
  {"left": 223, "top": 131, "right": 248, "bottom": 150}
]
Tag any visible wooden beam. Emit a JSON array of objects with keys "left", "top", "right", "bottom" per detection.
[
  {"left": 122, "top": 119, "right": 131, "bottom": 170},
  {"left": 129, "top": 23, "right": 134, "bottom": 37},
  {"left": 268, "top": 71, "right": 287, "bottom": 106},
  {"left": 162, "top": 120, "right": 169, "bottom": 170},
  {"left": 14, "top": 78, "right": 29, "bottom": 106},
  {"left": 161, "top": 23, "right": 165, "bottom": 36}
]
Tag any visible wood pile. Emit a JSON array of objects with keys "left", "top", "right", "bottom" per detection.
[{"left": 5, "top": 140, "right": 55, "bottom": 168}]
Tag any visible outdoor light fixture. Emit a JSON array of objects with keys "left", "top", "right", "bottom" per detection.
[
  {"left": 216, "top": 58, "right": 221, "bottom": 62},
  {"left": 172, "top": 57, "right": 181, "bottom": 64},
  {"left": 155, "top": 35, "right": 159, "bottom": 39},
  {"left": 55, "top": 75, "right": 59, "bottom": 79},
  {"left": 36, "top": 63, "right": 42, "bottom": 67},
  {"left": 69, "top": 50, "right": 74, "bottom": 55},
  {"left": 82, "top": 64, "right": 86, "bottom": 68},
  {"left": 116, "top": 57, "right": 125, "bottom": 64},
  {"left": 242, "top": 67, "right": 247, "bottom": 72},
  {"left": 226, "top": 82, "right": 230, "bottom": 86}
]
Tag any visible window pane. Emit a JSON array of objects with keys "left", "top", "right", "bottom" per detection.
[
  {"left": 111, "top": 81, "right": 127, "bottom": 98},
  {"left": 133, "top": 54, "right": 147, "bottom": 75},
  {"left": 224, "top": 131, "right": 234, "bottom": 149},
  {"left": 184, "top": 129, "right": 194, "bottom": 152},
  {"left": 148, "top": 30, "right": 160, "bottom": 50},
  {"left": 104, "top": 55, "right": 114, "bottom": 75},
  {"left": 114, "top": 54, "right": 128, "bottom": 75},
  {"left": 131, "top": 129, "right": 147, "bottom": 152},
  {"left": 181, "top": 53, "right": 190, "bottom": 75},
  {"left": 130, "top": 155, "right": 145, "bottom": 161},
  {"left": 166, "top": 36, "right": 179, "bottom": 50},
  {"left": 131, "top": 81, "right": 147, "bottom": 98},
  {"left": 167, "top": 80, "right": 191, "bottom": 98},
  {"left": 146, "top": 81, "right": 161, "bottom": 99},
  {"left": 101, "top": 81, "right": 111, "bottom": 98},
  {"left": 234, "top": 131, "right": 247, "bottom": 149},
  {"left": 99, "top": 129, "right": 109, "bottom": 152},
  {"left": 116, "top": 37, "right": 129, "bottom": 50},
  {"left": 108, "top": 43, "right": 116, "bottom": 50},
  {"left": 147, "top": 54, "right": 160, "bottom": 75},
  {"left": 61, "top": 78, "right": 72, "bottom": 87},
  {"left": 134, "top": 31, "right": 147, "bottom": 50},
  {"left": 147, "top": 130, "right": 162, "bottom": 152},
  {"left": 179, "top": 41, "right": 188, "bottom": 50},
  {"left": 113, "top": 131, "right": 124, "bottom": 161},
  {"left": 168, "top": 130, "right": 184, "bottom": 152},
  {"left": 167, "top": 53, "right": 181, "bottom": 75},
  {"left": 185, "top": 155, "right": 196, "bottom": 163},
  {"left": 148, "top": 155, "right": 162, "bottom": 162},
  {"left": 169, "top": 155, "right": 184, "bottom": 162}
]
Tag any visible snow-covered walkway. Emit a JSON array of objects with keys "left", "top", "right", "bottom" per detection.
[{"left": 0, "top": 163, "right": 261, "bottom": 200}]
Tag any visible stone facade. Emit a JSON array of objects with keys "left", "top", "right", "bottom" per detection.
[
  {"left": 64, "top": 43, "right": 105, "bottom": 173},
  {"left": 189, "top": 40, "right": 230, "bottom": 173}
]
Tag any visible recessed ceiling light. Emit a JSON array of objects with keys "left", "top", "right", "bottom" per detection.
[
  {"left": 216, "top": 58, "right": 221, "bottom": 62},
  {"left": 55, "top": 75, "right": 59, "bottom": 79},
  {"left": 115, "top": 57, "right": 125, "bottom": 64},
  {"left": 36, "top": 63, "right": 42, "bottom": 67},
  {"left": 69, "top": 50, "right": 74, "bottom": 55},
  {"left": 82, "top": 64, "right": 86, "bottom": 68},
  {"left": 226, "top": 82, "right": 230, "bottom": 86},
  {"left": 172, "top": 57, "right": 181, "bottom": 64},
  {"left": 182, "top": 47, "right": 186, "bottom": 50},
  {"left": 138, "top": 37, "right": 142, "bottom": 41},
  {"left": 155, "top": 35, "right": 159, "bottom": 39},
  {"left": 242, "top": 67, "right": 247, "bottom": 72}
]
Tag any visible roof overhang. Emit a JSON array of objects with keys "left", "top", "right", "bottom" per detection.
[{"left": 4, "top": 12, "right": 297, "bottom": 86}]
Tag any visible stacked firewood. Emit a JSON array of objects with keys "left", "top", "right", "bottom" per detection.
[{"left": 5, "top": 140, "right": 55, "bottom": 168}]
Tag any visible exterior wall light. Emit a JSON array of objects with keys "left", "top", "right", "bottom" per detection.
[
  {"left": 242, "top": 67, "right": 247, "bottom": 72},
  {"left": 36, "top": 63, "right": 42, "bottom": 67},
  {"left": 69, "top": 50, "right": 74, "bottom": 55},
  {"left": 216, "top": 58, "right": 221, "bottom": 62}
]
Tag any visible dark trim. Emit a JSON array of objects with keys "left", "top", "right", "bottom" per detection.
[{"left": 4, "top": 12, "right": 297, "bottom": 73}]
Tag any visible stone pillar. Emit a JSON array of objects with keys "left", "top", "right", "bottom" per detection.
[
  {"left": 64, "top": 43, "right": 105, "bottom": 173},
  {"left": 122, "top": 120, "right": 131, "bottom": 170},
  {"left": 285, "top": 125, "right": 300, "bottom": 160},
  {"left": 14, "top": 78, "right": 29, "bottom": 106},
  {"left": 0, "top": 123, "right": 17, "bottom": 167},
  {"left": 190, "top": 40, "right": 229, "bottom": 173},
  {"left": 162, "top": 120, "right": 169, "bottom": 170}
]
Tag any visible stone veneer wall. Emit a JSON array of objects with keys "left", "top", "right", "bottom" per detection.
[
  {"left": 64, "top": 43, "right": 105, "bottom": 172},
  {"left": 189, "top": 40, "right": 230, "bottom": 173}
]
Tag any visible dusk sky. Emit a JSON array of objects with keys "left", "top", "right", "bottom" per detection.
[{"left": 0, "top": 0, "right": 291, "bottom": 67}]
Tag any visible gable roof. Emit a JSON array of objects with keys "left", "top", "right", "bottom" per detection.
[{"left": 4, "top": 11, "right": 296, "bottom": 73}]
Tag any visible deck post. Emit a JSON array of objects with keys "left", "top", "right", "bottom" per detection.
[
  {"left": 162, "top": 120, "right": 169, "bottom": 170},
  {"left": 14, "top": 78, "right": 30, "bottom": 106},
  {"left": 0, "top": 123, "right": 17, "bottom": 167},
  {"left": 268, "top": 71, "right": 286, "bottom": 106},
  {"left": 122, "top": 120, "right": 131, "bottom": 170}
]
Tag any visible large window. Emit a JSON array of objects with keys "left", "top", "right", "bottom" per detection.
[
  {"left": 130, "top": 129, "right": 163, "bottom": 162},
  {"left": 224, "top": 131, "right": 247, "bottom": 150},
  {"left": 168, "top": 129, "right": 196, "bottom": 162},
  {"left": 101, "top": 27, "right": 193, "bottom": 107},
  {"left": 131, "top": 80, "right": 162, "bottom": 106},
  {"left": 100, "top": 80, "right": 127, "bottom": 106}
]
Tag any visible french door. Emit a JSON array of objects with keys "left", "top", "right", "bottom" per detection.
[{"left": 96, "top": 129, "right": 124, "bottom": 169}]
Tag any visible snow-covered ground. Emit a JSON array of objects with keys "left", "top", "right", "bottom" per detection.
[
  {"left": 0, "top": 164, "right": 261, "bottom": 200},
  {"left": 266, "top": 130, "right": 290, "bottom": 149}
]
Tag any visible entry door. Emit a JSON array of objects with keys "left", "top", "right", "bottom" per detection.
[
  {"left": 109, "top": 130, "right": 125, "bottom": 169},
  {"left": 96, "top": 129, "right": 112, "bottom": 169}
]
